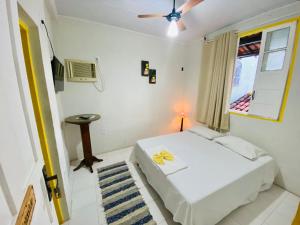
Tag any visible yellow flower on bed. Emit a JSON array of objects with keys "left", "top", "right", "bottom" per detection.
[
  {"left": 152, "top": 150, "right": 175, "bottom": 165},
  {"left": 152, "top": 153, "right": 165, "bottom": 165},
  {"left": 160, "top": 150, "right": 174, "bottom": 161}
]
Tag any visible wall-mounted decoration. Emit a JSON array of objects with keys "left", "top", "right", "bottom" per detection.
[
  {"left": 141, "top": 60, "right": 150, "bottom": 76},
  {"left": 15, "top": 185, "right": 36, "bottom": 225},
  {"left": 149, "top": 69, "right": 156, "bottom": 84}
]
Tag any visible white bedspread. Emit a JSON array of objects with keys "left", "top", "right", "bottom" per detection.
[
  {"left": 145, "top": 145, "right": 188, "bottom": 176},
  {"left": 133, "top": 131, "right": 277, "bottom": 225}
]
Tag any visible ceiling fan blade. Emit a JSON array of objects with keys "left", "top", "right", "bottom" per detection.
[
  {"left": 177, "top": 20, "right": 186, "bottom": 31},
  {"left": 138, "top": 14, "right": 166, "bottom": 19},
  {"left": 177, "top": 0, "right": 203, "bottom": 15}
]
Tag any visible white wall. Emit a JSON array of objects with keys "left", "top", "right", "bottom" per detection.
[
  {"left": 53, "top": 16, "right": 198, "bottom": 160},
  {"left": 182, "top": 39, "right": 203, "bottom": 127},
  {"left": 43, "top": 0, "right": 71, "bottom": 177},
  {"left": 199, "top": 3, "right": 300, "bottom": 196},
  {"left": 42, "top": 0, "right": 72, "bottom": 212}
]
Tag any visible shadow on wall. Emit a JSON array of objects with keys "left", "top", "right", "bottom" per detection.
[
  {"left": 275, "top": 170, "right": 287, "bottom": 192},
  {"left": 62, "top": 122, "right": 82, "bottom": 161}
]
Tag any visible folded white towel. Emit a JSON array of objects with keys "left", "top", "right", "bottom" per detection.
[{"left": 145, "top": 145, "right": 188, "bottom": 176}]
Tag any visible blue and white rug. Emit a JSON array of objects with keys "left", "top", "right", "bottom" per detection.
[{"left": 98, "top": 161, "right": 156, "bottom": 225}]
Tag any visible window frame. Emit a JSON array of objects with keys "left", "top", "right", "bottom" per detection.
[{"left": 229, "top": 17, "right": 300, "bottom": 123}]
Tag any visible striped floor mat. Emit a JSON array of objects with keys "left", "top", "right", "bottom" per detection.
[{"left": 97, "top": 161, "right": 156, "bottom": 225}]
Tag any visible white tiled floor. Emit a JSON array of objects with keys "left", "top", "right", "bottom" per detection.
[{"left": 64, "top": 147, "right": 299, "bottom": 225}]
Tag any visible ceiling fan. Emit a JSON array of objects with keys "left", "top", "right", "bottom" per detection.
[{"left": 138, "top": 0, "right": 203, "bottom": 37}]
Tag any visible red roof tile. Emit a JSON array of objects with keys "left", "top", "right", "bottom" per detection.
[{"left": 230, "top": 93, "right": 252, "bottom": 112}]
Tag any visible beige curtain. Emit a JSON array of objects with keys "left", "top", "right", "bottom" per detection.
[{"left": 197, "top": 31, "right": 238, "bottom": 131}]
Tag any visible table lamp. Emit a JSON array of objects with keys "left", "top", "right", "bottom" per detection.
[{"left": 180, "top": 112, "right": 185, "bottom": 132}]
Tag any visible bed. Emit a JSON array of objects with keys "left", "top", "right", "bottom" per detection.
[{"left": 133, "top": 131, "right": 277, "bottom": 225}]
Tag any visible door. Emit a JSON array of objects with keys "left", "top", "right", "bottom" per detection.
[
  {"left": 0, "top": 0, "right": 59, "bottom": 224},
  {"left": 249, "top": 21, "right": 297, "bottom": 119}
]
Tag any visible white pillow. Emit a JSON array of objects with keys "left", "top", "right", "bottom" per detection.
[
  {"left": 188, "top": 125, "right": 224, "bottom": 140},
  {"left": 214, "top": 136, "right": 267, "bottom": 160}
]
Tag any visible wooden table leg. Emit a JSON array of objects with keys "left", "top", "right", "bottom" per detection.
[
  {"left": 80, "top": 123, "right": 93, "bottom": 166},
  {"left": 73, "top": 123, "right": 103, "bottom": 173},
  {"left": 92, "top": 156, "right": 102, "bottom": 162},
  {"left": 73, "top": 159, "right": 85, "bottom": 171}
]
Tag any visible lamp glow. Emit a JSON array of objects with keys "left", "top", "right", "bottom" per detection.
[{"left": 167, "top": 20, "right": 179, "bottom": 37}]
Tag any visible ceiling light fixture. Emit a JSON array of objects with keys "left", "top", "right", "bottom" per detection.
[
  {"left": 167, "top": 19, "right": 179, "bottom": 37},
  {"left": 138, "top": 0, "right": 204, "bottom": 38}
]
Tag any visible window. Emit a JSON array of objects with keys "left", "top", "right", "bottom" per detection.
[
  {"left": 230, "top": 21, "right": 297, "bottom": 120},
  {"left": 262, "top": 27, "right": 290, "bottom": 71},
  {"left": 230, "top": 33, "right": 261, "bottom": 113}
]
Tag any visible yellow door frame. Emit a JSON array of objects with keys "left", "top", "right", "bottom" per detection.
[
  {"left": 230, "top": 16, "right": 300, "bottom": 123},
  {"left": 19, "top": 20, "right": 64, "bottom": 223},
  {"left": 292, "top": 203, "right": 300, "bottom": 225}
]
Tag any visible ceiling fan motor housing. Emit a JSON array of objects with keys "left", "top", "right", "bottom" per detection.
[{"left": 166, "top": 9, "right": 181, "bottom": 22}]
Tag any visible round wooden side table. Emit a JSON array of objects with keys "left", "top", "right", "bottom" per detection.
[{"left": 65, "top": 114, "right": 103, "bottom": 173}]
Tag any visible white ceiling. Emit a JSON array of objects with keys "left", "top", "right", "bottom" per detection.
[{"left": 54, "top": 0, "right": 297, "bottom": 41}]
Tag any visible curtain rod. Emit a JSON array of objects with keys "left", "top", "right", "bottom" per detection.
[{"left": 204, "top": 31, "right": 239, "bottom": 43}]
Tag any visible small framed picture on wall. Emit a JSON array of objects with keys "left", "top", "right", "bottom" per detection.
[
  {"left": 149, "top": 69, "right": 156, "bottom": 84},
  {"left": 141, "top": 60, "right": 150, "bottom": 76}
]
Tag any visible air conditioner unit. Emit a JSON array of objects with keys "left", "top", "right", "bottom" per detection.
[{"left": 65, "top": 59, "right": 97, "bottom": 82}]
